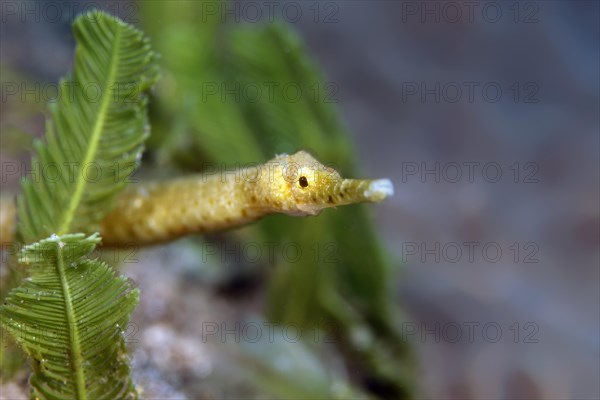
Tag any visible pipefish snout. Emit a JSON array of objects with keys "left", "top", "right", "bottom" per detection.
[{"left": 0, "top": 151, "right": 394, "bottom": 246}]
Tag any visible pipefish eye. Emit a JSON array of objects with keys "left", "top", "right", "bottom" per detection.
[{"left": 298, "top": 176, "right": 309, "bottom": 188}]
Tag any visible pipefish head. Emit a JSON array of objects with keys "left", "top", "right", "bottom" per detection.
[{"left": 258, "top": 150, "right": 394, "bottom": 216}]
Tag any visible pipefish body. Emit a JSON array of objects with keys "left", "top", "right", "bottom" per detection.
[{"left": 0, "top": 151, "right": 393, "bottom": 246}]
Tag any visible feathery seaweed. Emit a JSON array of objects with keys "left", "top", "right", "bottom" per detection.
[
  {"left": 1, "top": 10, "right": 159, "bottom": 399},
  {"left": 2, "top": 234, "right": 139, "bottom": 399},
  {"left": 17, "top": 11, "right": 160, "bottom": 243}
]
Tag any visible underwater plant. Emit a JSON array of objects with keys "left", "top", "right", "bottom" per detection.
[
  {"left": 1, "top": 6, "right": 413, "bottom": 399},
  {"left": 0, "top": 10, "right": 159, "bottom": 399}
]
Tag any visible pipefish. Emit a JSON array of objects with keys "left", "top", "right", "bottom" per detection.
[{"left": 0, "top": 151, "right": 393, "bottom": 246}]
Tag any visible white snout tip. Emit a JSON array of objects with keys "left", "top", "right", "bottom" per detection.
[{"left": 364, "top": 179, "right": 394, "bottom": 201}]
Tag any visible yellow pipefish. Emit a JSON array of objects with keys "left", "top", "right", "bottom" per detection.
[{"left": 0, "top": 151, "right": 393, "bottom": 246}]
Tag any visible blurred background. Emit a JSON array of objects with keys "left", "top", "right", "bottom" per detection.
[{"left": 1, "top": 1, "right": 598, "bottom": 399}]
